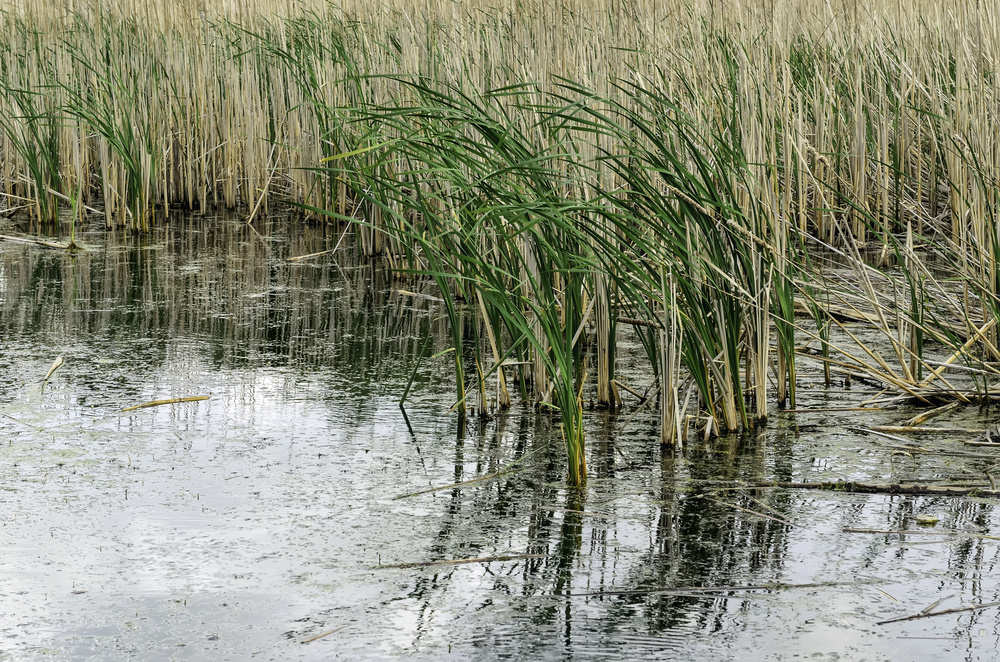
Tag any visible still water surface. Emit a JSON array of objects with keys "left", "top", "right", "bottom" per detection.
[{"left": 2, "top": 217, "right": 1000, "bottom": 661}]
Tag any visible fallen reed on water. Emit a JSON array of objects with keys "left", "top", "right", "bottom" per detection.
[{"left": 4, "top": 0, "right": 1000, "bottom": 484}]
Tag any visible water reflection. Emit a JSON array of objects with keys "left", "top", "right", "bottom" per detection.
[{"left": 1, "top": 217, "right": 1000, "bottom": 660}]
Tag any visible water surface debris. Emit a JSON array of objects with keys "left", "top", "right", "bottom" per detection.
[
  {"left": 0, "top": 234, "right": 71, "bottom": 249},
  {"left": 902, "top": 402, "right": 960, "bottom": 427},
  {"left": 843, "top": 528, "right": 1000, "bottom": 541},
  {"left": 287, "top": 249, "right": 336, "bottom": 262},
  {"left": 567, "top": 581, "right": 866, "bottom": 598},
  {"left": 755, "top": 481, "right": 1000, "bottom": 497},
  {"left": 394, "top": 289, "right": 444, "bottom": 303},
  {"left": 702, "top": 496, "right": 793, "bottom": 526},
  {"left": 393, "top": 470, "right": 510, "bottom": 499},
  {"left": 376, "top": 553, "right": 547, "bottom": 569},
  {"left": 544, "top": 507, "right": 613, "bottom": 518},
  {"left": 870, "top": 425, "right": 986, "bottom": 434},
  {"left": 42, "top": 356, "right": 64, "bottom": 383},
  {"left": 300, "top": 625, "right": 350, "bottom": 644},
  {"left": 876, "top": 601, "right": 1000, "bottom": 626},
  {"left": 920, "top": 594, "right": 955, "bottom": 614},
  {"left": 393, "top": 443, "right": 552, "bottom": 499},
  {"left": 0, "top": 412, "right": 40, "bottom": 429},
  {"left": 121, "top": 396, "right": 210, "bottom": 412}
]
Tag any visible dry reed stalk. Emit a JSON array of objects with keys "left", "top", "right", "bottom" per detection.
[
  {"left": 476, "top": 290, "right": 511, "bottom": 410},
  {"left": 660, "top": 269, "right": 682, "bottom": 447}
]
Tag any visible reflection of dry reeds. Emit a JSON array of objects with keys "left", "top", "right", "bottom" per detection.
[{"left": 0, "top": 220, "right": 447, "bottom": 383}]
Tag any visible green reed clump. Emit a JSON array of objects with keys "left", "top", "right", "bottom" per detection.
[
  {"left": 0, "top": 23, "right": 62, "bottom": 223},
  {"left": 311, "top": 70, "right": 804, "bottom": 478},
  {"left": 320, "top": 80, "right": 610, "bottom": 484},
  {"left": 61, "top": 14, "right": 163, "bottom": 229},
  {"left": 555, "top": 76, "right": 783, "bottom": 432}
]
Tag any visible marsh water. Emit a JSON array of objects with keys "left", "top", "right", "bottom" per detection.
[{"left": 2, "top": 215, "right": 1000, "bottom": 661}]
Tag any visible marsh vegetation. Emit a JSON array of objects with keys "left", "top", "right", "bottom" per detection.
[{"left": 3, "top": 0, "right": 1000, "bottom": 487}]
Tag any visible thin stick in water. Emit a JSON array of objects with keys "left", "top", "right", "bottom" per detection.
[
  {"left": 301, "top": 625, "right": 350, "bottom": 644},
  {"left": 43, "top": 356, "right": 64, "bottom": 383},
  {"left": 377, "top": 553, "right": 547, "bottom": 569},
  {"left": 122, "top": 396, "right": 210, "bottom": 412},
  {"left": 877, "top": 601, "right": 1000, "bottom": 625}
]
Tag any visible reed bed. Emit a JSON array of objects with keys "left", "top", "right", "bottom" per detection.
[{"left": 4, "top": 0, "right": 1000, "bottom": 483}]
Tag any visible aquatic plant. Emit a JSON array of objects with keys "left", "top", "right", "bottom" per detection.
[{"left": 3, "top": 0, "right": 1000, "bottom": 482}]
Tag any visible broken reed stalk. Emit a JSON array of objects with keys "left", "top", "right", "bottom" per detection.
[
  {"left": 121, "top": 396, "right": 209, "bottom": 412},
  {"left": 376, "top": 553, "right": 547, "bottom": 569},
  {"left": 661, "top": 269, "right": 681, "bottom": 447},
  {"left": 42, "top": 356, "right": 63, "bottom": 383},
  {"left": 876, "top": 601, "right": 1000, "bottom": 626},
  {"left": 745, "top": 481, "right": 1000, "bottom": 497}
]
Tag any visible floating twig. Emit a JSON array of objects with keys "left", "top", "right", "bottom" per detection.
[
  {"left": 781, "top": 407, "right": 889, "bottom": 413},
  {"left": 610, "top": 383, "right": 659, "bottom": 441},
  {"left": 121, "top": 396, "right": 209, "bottom": 412},
  {"left": 921, "top": 594, "right": 955, "bottom": 614},
  {"left": 393, "top": 470, "right": 512, "bottom": 498},
  {"left": 843, "top": 528, "right": 1000, "bottom": 541},
  {"left": 393, "top": 443, "right": 551, "bottom": 499},
  {"left": 611, "top": 379, "right": 648, "bottom": 402},
  {"left": 843, "top": 528, "right": 950, "bottom": 536},
  {"left": 544, "top": 507, "right": 612, "bottom": 518},
  {"left": 0, "top": 412, "right": 40, "bottom": 429},
  {"left": 852, "top": 428, "right": 1000, "bottom": 458},
  {"left": 702, "top": 496, "right": 793, "bottom": 525},
  {"left": 745, "top": 481, "right": 1000, "bottom": 497},
  {"left": 902, "top": 402, "right": 960, "bottom": 427},
  {"left": 394, "top": 288, "right": 445, "bottom": 303},
  {"left": 288, "top": 217, "right": 353, "bottom": 261},
  {"left": 567, "top": 580, "right": 868, "bottom": 598},
  {"left": 871, "top": 425, "right": 986, "bottom": 434},
  {"left": 301, "top": 625, "right": 350, "bottom": 644},
  {"left": 877, "top": 601, "right": 1000, "bottom": 625},
  {"left": 875, "top": 588, "right": 899, "bottom": 602},
  {"left": 0, "top": 233, "right": 71, "bottom": 249},
  {"left": 287, "top": 248, "right": 336, "bottom": 262},
  {"left": 377, "top": 553, "right": 547, "bottom": 569},
  {"left": 42, "top": 356, "right": 64, "bottom": 383},
  {"left": 616, "top": 316, "right": 660, "bottom": 328}
]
